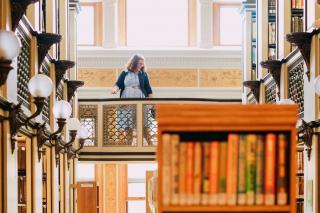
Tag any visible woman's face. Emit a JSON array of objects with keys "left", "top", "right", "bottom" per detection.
[{"left": 136, "top": 59, "right": 144, "bottom": 71}]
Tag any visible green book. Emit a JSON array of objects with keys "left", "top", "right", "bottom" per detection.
[
  {"left": 246, "top": 134, "right": 256, "bottom": 205},
  {"left": 237, "top": 135, "right": 247, "bottom": 205}
]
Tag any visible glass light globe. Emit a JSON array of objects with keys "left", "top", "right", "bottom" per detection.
[
  {"left": 314, "top": 75, "right": 320, "bottom": 96},
  {"left": 0, "top": 30, "right": 21, "bottom": 60},
  {"left": 77, "top": 127, "right": 89, "bottom": 139},
  {"left": 28, "top": 74, "right": 53, "bottom": 98},
  {"left": 67, "top": 118, "right": 81, "bottom": 131},
  {"left": 53, "top": 100, "right": 72, "bottom": 119},
  {"left": 277, "top": 98, "right": 295, "bottom": 105}
]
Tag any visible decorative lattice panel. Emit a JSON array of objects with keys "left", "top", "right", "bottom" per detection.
[
  {"left": 288, "top": 60, "right": 304, "bottom": 117},
  {"left": 17, "top": 31, "right": 31, "bottom": 109},
  {"left": 248, "top": 92, "right": 257, "bottom": 104},
  {"left": 79, "top": 105, "right": 98, "bottom": 146},
  {"left": 41, "top": 60, "right": 50, "bottom": 123},
  {"left": 265, "top": 80, "right": 277, "bottom": 104},
  {"left": 56, "top": 83, "right": 63, "bottom": 100},
  {"left": 143, "top": 104, "right": 158, "bottom": 146},
  {"left": 103, "top": 105, "right": 136, "bottom": 146}
]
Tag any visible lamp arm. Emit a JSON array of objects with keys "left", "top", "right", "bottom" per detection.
[{"left": 24, "top": 97, "right": 46, "bottom": 128}]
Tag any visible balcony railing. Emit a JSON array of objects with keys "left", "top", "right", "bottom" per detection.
[{"left": 78, "top": 98, "right": 240, "bottom": 161}]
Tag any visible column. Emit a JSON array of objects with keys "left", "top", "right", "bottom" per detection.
[
  {"left": 198, "top": 0, "right": 213, "bottom": 48},
  {"left": 103, "top": 0, "right": 118, "bottom": 48}
]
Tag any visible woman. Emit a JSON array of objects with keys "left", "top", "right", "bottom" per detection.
[
  {"left": 111, "top": 54, "right": 153, "bottom": 98},
  {"left": 111, "top": 54, "right": 153, "bottom": 145}
]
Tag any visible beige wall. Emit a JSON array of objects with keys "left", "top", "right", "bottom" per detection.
[{"left": 78, "top": 68, "right": 242, "bottom": 88}]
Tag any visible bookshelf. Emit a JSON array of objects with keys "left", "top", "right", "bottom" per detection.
[
  {"left": 290, "top": 0, "right": 305, "bottom": 50},
  {"left": 251, "top": 10, "right": 257, "bottom": 80},
  {"left": 268, "top": 0, "right": 277, "bottom": 60},
  {"left": 157, "top": 104, "right": 298, "bottom": 213}
]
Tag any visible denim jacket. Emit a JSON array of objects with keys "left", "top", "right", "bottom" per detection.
[{"left": 115, "top": 70, "right": 153, "bottom": 97}]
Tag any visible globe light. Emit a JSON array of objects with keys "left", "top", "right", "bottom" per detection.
[
  {"left": 0, "top": 30, "right": 21, "bottom": 60},
  {"left": 67, "top": 118, "right": 81, "bottom": 131},
  {"left": 314, "top": 75, "right": 320, "bottom": 96},
  {"left": 53, "top": 100, "right": 72, "bottom": 119},
  {"left": 77, "top": 126, "right": 89, "bottom": 139},
  {"left": 28, "top": 74, "right": 53, "bottom": 98}
]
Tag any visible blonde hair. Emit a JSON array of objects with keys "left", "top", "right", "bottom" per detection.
[{"left": 126, "top": 54, "right": 145, "bottom": 71}]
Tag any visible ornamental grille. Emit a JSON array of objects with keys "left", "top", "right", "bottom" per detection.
[
  {"left": 248, "top": 92, "right": 257, "bottom": 104},
  {"left": 288, "top": 59, "right": 304, "bottom": 118},
  {"left": 143, "top": 104, "right": 158, "bottom": 146},
  {"left": 17, "top": 31, "right": 31, "bottom": 109},
  {"left": 41, "top": 60, "right": 50, "bottom": 123},
  {"left": 79, "top": 105, "right": 98, "bottom": 146},
  {"left": 56, "top": 83, "right": 63, "bottom": 100},
  {"left": 265, "top": 79, "right": 277, "bottom": 104},
  {"left": 103, "top": 105, "right": 136, "bottom": 146}
]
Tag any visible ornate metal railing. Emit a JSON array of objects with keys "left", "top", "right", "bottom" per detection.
[
  {"left": 264, "top": 73, "right": 277, "bottom": 104},
  {"left": 41, "top": 57, "right": 51, "bottom": 123},
  {"left": 17, "top": 21, "right": 32, "bottom": 109},
  {"left": 288, "top": 56, "right": 304, "bottom": 118},
  {"left": 247, "top": 91, "right": 257, "bottom": 104},
  {"left": 78, "top": 98, "right": 240, "bottom": 161}
]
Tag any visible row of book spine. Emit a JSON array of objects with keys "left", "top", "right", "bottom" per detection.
[
  {"left": 161, "top": 133, "right": 289, "bottom": 206},
  {"left": 292, "top": 17, "right": 304, "bottom": 33},
  {"left": 268, "top": 22, "right": 276, "bottom": 45},
  {"left": 292, "top": 0, "right": 304, "bottom": 9},
  {"left": 268, "top": 0, "right": 276, "bottom": 15}
]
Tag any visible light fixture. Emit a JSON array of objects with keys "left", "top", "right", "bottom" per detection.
[
  {"left": 11, "top": 0, "right": 39, "bottom": 30},
  {"left": 286, "top": 28, "right": 320, "bottom": 81},
  {"left": 0, "top": 30, "right": 21, "bottom": 87},
  {"left": 298, "top": 119, "right": 320, "bottom": 161},
  {"left": 36, "top": 32, "right": 62, "bottom": 67},
  {"left": 36, "top": 100, "right": 72, "bottom": 160},
  {"left": 24, "top": 74, "right": 53, "bottom": 126}
]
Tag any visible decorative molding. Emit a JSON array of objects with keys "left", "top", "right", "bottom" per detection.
[
  {"left": 78, "top": 48, "right": 242, "bottom": 69},
  {"left": 243, "top": 80, "right": 261, "bottom": 103},
  {"left": 78, "top": 87, "right": 242, "bottom": 100},
  {"left": 260, "top": 59, "right": 283, "bottom": 99}
]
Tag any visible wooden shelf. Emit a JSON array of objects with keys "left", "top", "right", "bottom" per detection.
[{"left": 162, "top": 205, "right": 291, "bottom": 212}]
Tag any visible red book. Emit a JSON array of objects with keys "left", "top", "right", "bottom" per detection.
[{"left": 265, "top": 133, "right": 276, "bottom": 205}]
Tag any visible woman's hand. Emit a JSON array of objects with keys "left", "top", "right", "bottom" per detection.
[{"left": 111, "top": 86, "right": 119, "bottom": 94}]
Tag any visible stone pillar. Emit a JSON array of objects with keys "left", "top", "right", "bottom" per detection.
[
  {"left": 198, "top": 0, "right": 213, "bottom": 48},
  {"left": 103, "top": 0, "right": 118, "bottom": 48}
]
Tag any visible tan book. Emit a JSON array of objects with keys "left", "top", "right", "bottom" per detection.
[
  {"left": 218, "top": 142, "right": 227, "bottom": 205},
  {"left": 170, "top": 134, "right": 180, "bottom": 205},
  {"left": 237, "top": 135, "right": 246, "bottom": 205},
  {"left": 201, "top": 142, "right": 210, "bottom": 205},
  {"left": 179, "top": 143, "right": 187, "bottom": 205},
  {"left": 226, "top": 134, "right": 238, "bottom": 205},
  {"left": 186, "top": 142, "right": 195, "bottom": 205},
  {"left": 255, "top": 135, "right": 264, "bottom": 205},
  {"left": 209, "top": 141, "right": 219, "bottom": 205},
  {"left": 246, "top": 134, "right": 256, "bottom": 205},
  {"left": 193, "top": 142, "right": 202, "bottom": 205},
  {"left": 162, "top": 134, "right": 171, "bottom": 206}
]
